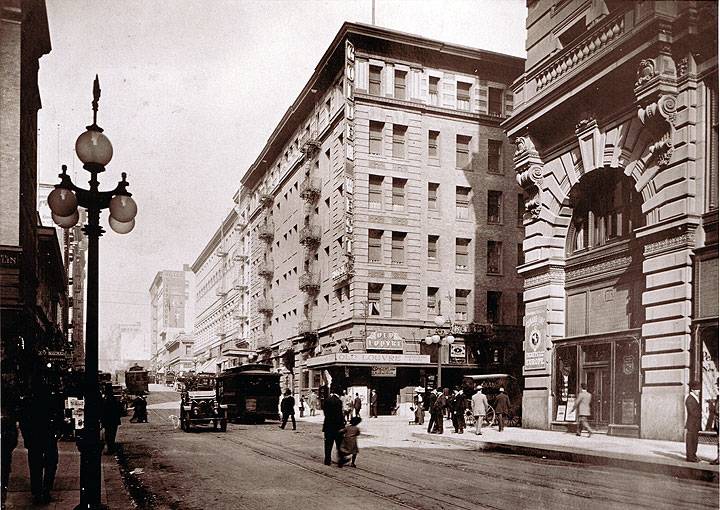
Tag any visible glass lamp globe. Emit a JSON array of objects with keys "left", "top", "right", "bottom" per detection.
[
  {"left": 52, "top": 210, "right": 79, "bottom": 228},
  {"left": 109, "top": 217, "right": 134, "bottom": 234},
  {"left": 431, "top": 334, "right": 441, "bottom": 344},
  {"left": 109, "top": 195, "right": 137, "bottom": 222},
  {"left": 445, "top": 335, "right": 455, "bottom": 344},
  {"left": 424, "top": 336, "right": 433, "bottom": 345},
  {"left": 47, "top": 188, "right": 78, "bottom": 217},
  {"left": 75, "top": 129, "right": 113, "bottom": 166},
  {"left": 433, "top": 315, "right": 445, "bottom": 327}
]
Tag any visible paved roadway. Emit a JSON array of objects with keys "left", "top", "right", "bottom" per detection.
[{"left": 116, "top": 390, "right": 718, "bottom": 510}]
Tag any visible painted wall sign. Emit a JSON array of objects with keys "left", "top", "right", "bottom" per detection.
[
  {"left": 307, "top": 353, "right": 430, "bottom": 367},
  {"left": 524, "top": 311, "right": 549, "bottom": 372}
]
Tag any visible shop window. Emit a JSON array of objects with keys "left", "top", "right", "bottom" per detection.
[{"left": 555, "top": 345, "right": 578, "bottom": 412}]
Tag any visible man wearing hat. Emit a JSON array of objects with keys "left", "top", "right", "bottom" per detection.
[
  {"left": 572, "top": 383, "right": 594, "bottom": 437},
  {"left": 685, "top": 380, "right": 702, "bottom": 462},
  {"left": 494, "top": 387, "right": 511, "bottom": 432}
]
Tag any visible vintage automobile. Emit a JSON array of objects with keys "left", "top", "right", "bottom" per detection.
[{"left": 180, "top": 389, "right": 228, "bottom": 432}]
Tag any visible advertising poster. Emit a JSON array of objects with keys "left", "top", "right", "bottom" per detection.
[{"left": 564, "top": 397, "right": 577, "bottom": 422}]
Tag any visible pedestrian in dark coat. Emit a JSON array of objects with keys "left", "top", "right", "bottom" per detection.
[
  {"left": 494, "top": 387, "right": 511, "bottom": 432},
  {"left": 299, "top": 396, "right": 306, "bottom": 418},
  {"left": 353, "top": 393, "right": 362, "bottom": 417},
  {"left": 369, "top": 389, "right": 378, "bottom": 418},
  {"left": 452, "top": 390, "right": 467, "bottom": 434},
  {"left": 100, "top": 384, "right": 122, "bottom": 454},
  {"left": 19, "top": 387, "right": 63, "bottom": 505},
  {"left": 322, "top": 391, "right": 345, "bottom": 465},
  {"left": 130, "top": 395, "right": 148, "bottom": 423},
  {"left": 685, "top": 381, "right": 702, "bottom": 462},
  {"left": 429, "top": 391, "right": 446, "bottom": 434},
  {"left": 280, "top": 389, "right": 296, "bottom": 430}
]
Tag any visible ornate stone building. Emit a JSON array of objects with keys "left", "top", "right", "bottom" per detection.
[{"left": 504, "top": 0, "right": 718, "bottom": 440}]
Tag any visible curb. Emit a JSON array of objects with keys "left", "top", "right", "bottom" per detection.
[{"left": 411, "top": 432, "right": 719, "bottom": 482}]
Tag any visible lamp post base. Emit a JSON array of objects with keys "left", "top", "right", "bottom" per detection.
[{"left": 74, "top": 434, "right": 105, "bottom": 510}]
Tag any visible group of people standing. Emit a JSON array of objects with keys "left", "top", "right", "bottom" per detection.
[
  {"left": 425, "top": 386, "right": 510, "bottom": 435},
  {"left": 322, "top": 389, "right": 362, "bottom": 467}
]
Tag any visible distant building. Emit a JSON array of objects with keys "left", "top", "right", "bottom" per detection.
[
  {"left": 149, "top": 267, "right": 194, "bottom": 383},
  {"left": 38, "top": 183, "right": 88, "bottom": 369},
  {"left": 192, "top": 23, "right": 525, "bottom": 412},
  {"left": 101, "top": 322, "right": 149, "bottom": 375},
  {"left": 504, "top": 0, "right": 718, "bottom": 440}
]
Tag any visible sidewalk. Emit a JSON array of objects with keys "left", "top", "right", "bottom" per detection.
[
  {"left": 3, "top": 436, "right": 132, "bottom": 509},
  {"left": 301, "top": 411, "right": 719, "bottom": 481}
]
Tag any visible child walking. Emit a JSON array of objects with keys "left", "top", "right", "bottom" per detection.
[{"left": 338, "top": 416, "right": 361, "bottom": 467}]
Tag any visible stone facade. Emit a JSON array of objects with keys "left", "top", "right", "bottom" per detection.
[{"left": 504, "top": 0, "right": 718, "bottom": 440}]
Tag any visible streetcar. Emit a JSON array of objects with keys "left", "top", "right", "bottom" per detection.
[{"left": 217, "top": 364, "right": 281, "bottom": 423}]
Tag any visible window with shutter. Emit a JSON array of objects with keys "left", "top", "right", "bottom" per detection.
[
  {"left": 457, "top": 82, "right": 471, "bottom": 111},
  {"left": 487, "top": 240, "right": 502, "bottom": 274},
  {"left": 455, "top": 238, "right": 470, "bottom": 270},
  {"left": 488, "top": 87, "right": 503, "bottom": 116},
  {"left": 368, "top": 175, "right": 383, "bottom": 208},
  {"left": 391, "top": 231, "right": 405, "bottom": 265},
  {"left": 488, "top": 190, "right": 502, "bottom": 224},
  {"left": 369, "top": 65, "right": 382, "bottom": 96},
  {"left": 392, "top": 125, "right": 406, "bottom": 159},
  {"left": 455, "top": 289, "right": 470, "bottom": 321},
  {"left": 368, "top": 229, "right": 382, "bottom": 263},
  {"left": 427, "top": 287, "right": 438, "bottom": 317},
  {"left": 428, "top": 183, "right": 439, "bottom": 210},
  {"left": 391, "top": 285, "right": 405, "bottom": 317},
  {"left": 392, "top": 178, "right": 406, "bottom": 207},
  {"left": 428, "top": 130, "right": 439, "bottom": 158},
  {"left": 429, "top": 76, "right": 439, "bottom": 105},
  {"left": 456, "top": 186, "right": 471, "bottom": 220},
  {"left": 368, "top": 283, "right": 382, "bottom": 315},
  {"left": 456, "top": 135, "right": 471, "bottom": 169},
  {"left": 427, "top": 235, "right": 438, "bottom": 260},
  {"left": 394, "top": 70, "right": 406, "bottom": 100},
  {"left": 369, "top": 121, "right": 383, "bottom": 155},
  {"left": 488, "top": 140, "right": 502, "bottom": 173}
]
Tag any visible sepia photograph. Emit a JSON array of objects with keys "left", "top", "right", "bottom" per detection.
[{"left": 0, "top": 0, "right": 718, "bottom": 508}]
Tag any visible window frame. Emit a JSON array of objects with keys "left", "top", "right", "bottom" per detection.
[
  {"left": 369, "top": 65, "right": 383, "bottom": 96},
  {"left": 369, "top": 121, "right": 384, "bottom": 155},
  {"left": 488, "top": 139, "right": 503, "bottom": 174},
  {"left": 394, "top": 70, "right": 407, "bottom": 100},
  {"left": 368, "top": 174, "right": 383, "bottom": 209},
  {"left": 368, "top": 229, "right": 383, "bottom": 264},
  {"left": 487, "top": 190, "right": 503, "bottom": 224},
  {"left": 456, "top": 81, "right": 471, "bottom": 111},
  {"left": 392, "top": 124, "right": 407, "bottom": 159},
  {"left": 456, "top": 134, "right": 472, "bottom": 169}
]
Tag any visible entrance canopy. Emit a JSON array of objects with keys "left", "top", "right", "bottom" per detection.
[{"left": 306, "top": 352, "right": 431, "bottom": 369}]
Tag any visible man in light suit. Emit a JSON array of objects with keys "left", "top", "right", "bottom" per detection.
[
  {"left": 685, "top": 380, "right": 702, "bottom": 463},
  {"left": 572, "top": 383, "right": 594, "bottom": 437},
  {"left": 471, "top": 388, "right": 489, "bottom": 435}
]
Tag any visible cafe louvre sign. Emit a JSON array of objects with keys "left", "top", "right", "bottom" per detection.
[
  {"left": 307, "top": 352, "right": 430, "bottom": 368},
  {"left": 365, "top": 331, "right": 403, "bottom": 351}
]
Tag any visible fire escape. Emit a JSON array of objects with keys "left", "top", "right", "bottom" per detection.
[
  {"left": 298, "top": 133, "right": 322, "bottom": 343},
  {"left": 255, "top": 190, "right": 275, "bottom": 350}
]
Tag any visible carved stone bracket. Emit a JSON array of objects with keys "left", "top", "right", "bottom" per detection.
[
  {"left": 514, "top": 134, "right": 544, "bottom": 219},
  {"left": 637, "top": 93, "right": 677, "bottom": 167}
]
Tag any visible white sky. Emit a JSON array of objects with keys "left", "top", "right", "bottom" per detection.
[{"left": 37, "top": 0, "right": 527, "bottom": 353}]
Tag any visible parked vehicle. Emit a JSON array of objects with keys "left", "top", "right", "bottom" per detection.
[
  {"left": 180, "top": 388, "right": 227, "bottom": 432},
  {"left": 463, "top": 373, "right": 523, "bottom": 427},
  {"left": 217, "top": 364, "right": 281, "bottom": 423},
  {"left": 125, "top": 364, "right": 149, "bottom": 396}
]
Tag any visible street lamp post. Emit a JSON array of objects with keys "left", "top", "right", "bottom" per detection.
[
  {"left": 424, "top": 304, "right": 454, "bottom": 389},
  {"left": 47, "top": 76, "right": 137, "bottom": 510}
]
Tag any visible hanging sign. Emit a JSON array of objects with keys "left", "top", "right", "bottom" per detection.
[{"left": 371, "top": 366, "right": 396, "bottom": 377}]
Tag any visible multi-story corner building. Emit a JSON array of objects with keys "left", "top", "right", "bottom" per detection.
[
  {"left": 149, "top": 267, "right": 194, "bottom": 383},
  {"left": 0, "top": 0, "right": 54, "bottom": 406},
  {"left": 191, "top": 203, "right": 255, "bottom": 375},
  {"left": 504, "top": 1, "right": 717, "bottom": 440},
  {"left": 233, "top": 23, "right": 524, "bottom": 413},
  {"left": 38, "top": 183, "right": 88, "bottom": 369}
]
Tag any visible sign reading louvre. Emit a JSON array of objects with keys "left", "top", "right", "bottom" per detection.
[{"left": 366, "top": 331, "right": 403, "bottom": 351}]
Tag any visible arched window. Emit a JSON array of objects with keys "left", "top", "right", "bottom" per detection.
[{"left": 568, "top": 169, "right": 644, "bottom": 254}]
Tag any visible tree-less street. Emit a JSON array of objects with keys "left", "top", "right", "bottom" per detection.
[{"left": 115, "top": 390, "right": 718, "bottom": 510}]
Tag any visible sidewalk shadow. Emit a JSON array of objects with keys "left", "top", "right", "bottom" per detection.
[{"left": 652, "top": 450, "right": 690, "bottom": 462}]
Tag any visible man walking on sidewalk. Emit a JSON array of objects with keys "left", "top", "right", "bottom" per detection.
[
  {"left": 369, "top": 389, "right": 378, "bottom": 418},
  {"left": 322, "top": 388, "right": 345, "bottom": 465},
  {"left": 279, "top": 389, "right": 296, "bottom": 431},
  {"left": 572, "top": 383, "right": 594, "bottom": 437},
  {"left": 495, "top": 387, "right": 511, "bottom": 432},
  {"left": 353, "top": 393, "right": 362, "bottom": 418},
  {"left": 685, "top": 380, "right": 702, "bottom": 462},
  {"left": 471, "top": 388, "right": 488, "bottom": 435}
]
